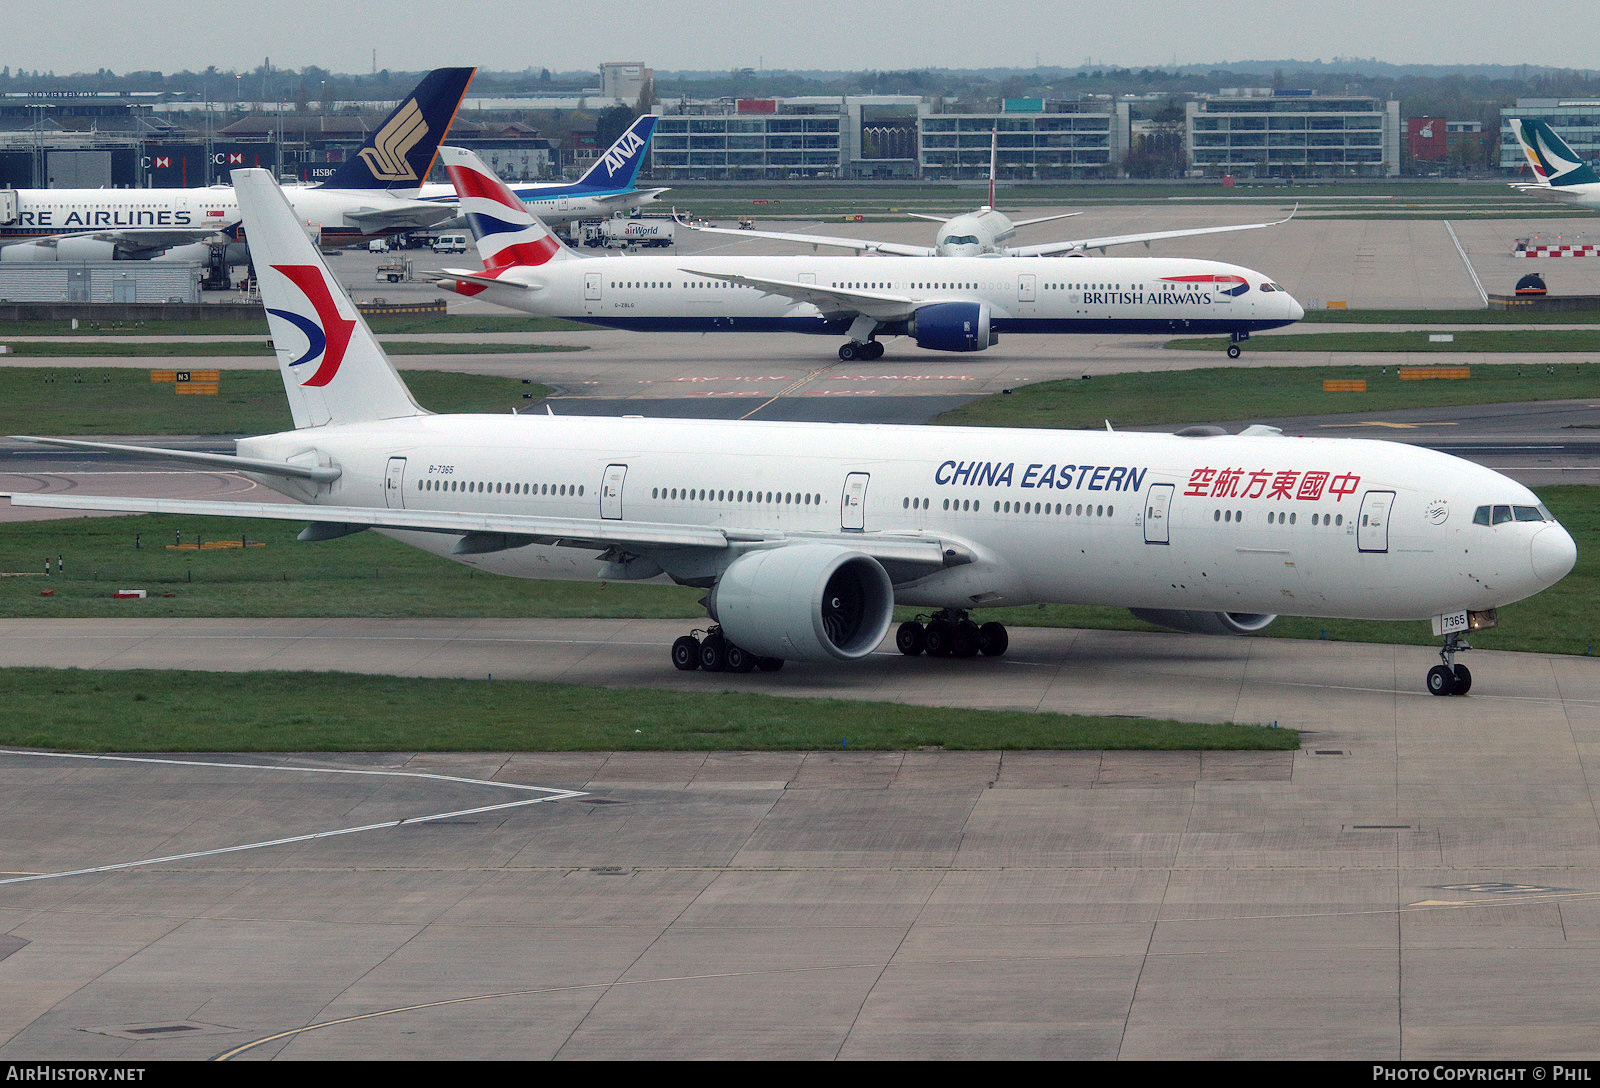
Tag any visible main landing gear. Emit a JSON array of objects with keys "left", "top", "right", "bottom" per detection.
[
  {"left": 837, "top": 339, "right": 885, "bottom": 362},
  {"left": 1426, "top": 632, "right": 1472, "bottom": 697},
  {"left": 895, "top": 610, "right": 1009, "bottom": 659},
  {"left": 671, "top": 627, "right": 784, "bottom": 674},
  {"left": 1227, "top": 330, "right": 1249, "bottom": 359}
]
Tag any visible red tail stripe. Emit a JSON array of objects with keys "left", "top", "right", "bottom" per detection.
[
  {"left": 485, "top": 236, "right": 560, "bottom": 270},
  {"left": 445, "top": 165, "right": 526, "bottom": 212}
]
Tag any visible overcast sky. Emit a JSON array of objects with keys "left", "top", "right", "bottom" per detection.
[{"left": 11, "top": 2, "right": 1596, "bottom": 77}]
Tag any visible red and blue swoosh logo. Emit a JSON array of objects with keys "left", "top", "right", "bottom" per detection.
[
  {"left": 266, "top": 265, "right": 356, "bottom": 387},
  {"left": 1162, "top": 273, "right": 1250, "bottom": 297}
]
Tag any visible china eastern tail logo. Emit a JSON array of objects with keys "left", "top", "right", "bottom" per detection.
[
  {"left": 266, "top": 265, "right": 356, "bottom": 387},
  {"left": 357, "top": 98, "right": 427, "bottom": 182}
]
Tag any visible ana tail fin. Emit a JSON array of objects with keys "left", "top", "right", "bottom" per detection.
[
  {"left": 233, "top": 169, "right": 426, "bottom": 429},
  {"left": 440, "top": 145, "right": 576, "bottom": 269},
  {"left": 316, "top": 67, "right": 475, "bottom": 193},
  {"left": 571, "top": 114, "right": 658, "bottom": 192}
]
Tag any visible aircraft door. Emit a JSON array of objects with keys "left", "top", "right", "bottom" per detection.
[
  {"left": 601, "top": 463, "right": 627, "bottom": 520},
  {"left": 1358, "top": 490, "right": 1395, "bottom": 553},
  {"left": 1143, "top": 483, "right": 1174, "bottom": 544},
  {"left": 841, "top": 472, "right": 869, "bottom": 531},
  {"left": 1018, "top": 273, "right": 1036, "bottom": 302},
  {"left": 584, "top": 272, "right": 603, "bottom": 315},
  {"left": 384, "top": 456, "right": 407, "bottom": 509}
]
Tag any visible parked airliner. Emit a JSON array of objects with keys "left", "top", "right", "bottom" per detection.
[
  {"left": 0, "top": 67, "right": 474, "bottom": 262},
  {"left": 435, "top": 147, "right": 1304, "bottom": 360},
  {"left": 681, "top": 131, "right": 1294, "bottom": 259},
  {"left": 1508, "top": 118, "right": 1600, "bottom": 209},
  {"left": 4, "top": 169, "right": 1576, "bottom": 696},
  {"left": 415, "top": 115, "right": 666, "bottom": 225}
]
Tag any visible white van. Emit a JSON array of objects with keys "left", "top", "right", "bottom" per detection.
[{"left": 432, "top": 234, "right": 469, "bottom": 254}]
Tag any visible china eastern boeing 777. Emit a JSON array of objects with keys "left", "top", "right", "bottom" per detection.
[
  {"left": 435, "top": 147, "right": 1303, "bottom": 360},
  {"left": 4, "top": 169, "right": 1576, "bottom": 696}
]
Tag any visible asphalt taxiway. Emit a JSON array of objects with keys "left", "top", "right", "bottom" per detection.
[{"left": 1, "top": 204, "right": 1599, "bottom": 1059}]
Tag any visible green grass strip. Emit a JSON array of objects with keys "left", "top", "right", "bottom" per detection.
[
  {"left": 0, "top": 667, "right": 1297, "bottom": 752},
  {"left": 0, "top": 369, "right": 552, "bottom": 435}
]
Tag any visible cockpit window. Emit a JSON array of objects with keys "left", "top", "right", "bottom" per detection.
[
  {"left": 1259, "top": 283, "right": 1276, "bottom": 292},
  {"left": 1475, "top": 504, "right": 1550, "bottom": 525}
]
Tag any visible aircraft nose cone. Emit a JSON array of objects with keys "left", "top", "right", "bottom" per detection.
[
  {"left": 1286, "top": 294, "right": 1305, "bottom": 321},
  {"left": 1531, "top": 523, "right": 1577, "bottom": 586}
]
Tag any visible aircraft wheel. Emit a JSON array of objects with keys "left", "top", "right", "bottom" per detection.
[
  {"left": 1426, "top": 664, "right": 1456, "bottom": 697},
  {"left": 951, "top": 620, "right": 981, "bottom": 659},
  {"left": 978, "top": 622, "right": 1009, "bottom": 657},
  {"left": 838, "top": 342, "right": 861, "bottom": 362},
  {"left": 864, "top": 340, "right": 885, "bottom": 360},
  {"left": 895, "top": 621, "right": 927, "bottom": 656},
  {"left": 924, "top": 621, "right": 953, "bottom": 657},
  {"left": 1452, "top": 664, "right": 1472, "bottom": 696},
  {"left": 671, "top": 635, "right": 701, "bottom": 671},
  {"left": 699, "top": 635, "right": 728, "bottom": 672},
  {"left": 725, "top": 643, "right": 757, "bottom": 673},
  {"left": 1227, "top": 344, "right": 1242, "bottom": 359}
]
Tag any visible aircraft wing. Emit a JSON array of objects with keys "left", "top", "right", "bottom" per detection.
[
  {"left": 341, "top": 203, "right": 458, "bottom": 230},
  {"left": 1, "top": 491, "right": 959, "bottom": 576},
  {"left": 675, "top": 218, "right": 936, "bottom": 257},
  {"left": 435, "top": 269, "right": 543, "bottom": 291},
  {"left": 0, "top": 227, "right": 227, "bottom": 258},
  {"left": 9, "top": 437, "right": 342, "bottom": 482},
  {"left": 593, "top": 187, "right": 671, "bottom": 205},
  {"left": 1007, "top": 208, "right": 1297, "bottom": 257},
  {"left": 678, "top": 268, "right": 920, "bottom": 320}
]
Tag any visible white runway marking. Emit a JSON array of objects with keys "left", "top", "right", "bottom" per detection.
[{"left": 0, "top": 749, "right": 586, "bottom": 885}]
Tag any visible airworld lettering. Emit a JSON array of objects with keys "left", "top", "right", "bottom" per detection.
[
  {"left": 935, "top": 460, "right": 1147, "bottom": 492},
  {"left": 1084, "top": 291, "right": 1213, "bottom": 306}
]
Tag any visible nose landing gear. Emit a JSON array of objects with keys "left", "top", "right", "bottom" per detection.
[{"left": 1426, "top": 632, "right": 1472, "bottom": 696}]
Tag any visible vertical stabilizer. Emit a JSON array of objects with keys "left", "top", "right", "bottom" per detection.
[
  {"left": 234, "top": 169, "right": 426, "bottom": 429},
  {"left": 570, "top": 115, "right": 659, "bottom": 192},
  {"left": 1510, "top": 119, "right": 1600, "bottom": 187},
  {"left": 316, "top": 67, "right": 475, "bottom": 193},
  {"left": 440, "top": 146, "right": 578, "bottom": 271}
]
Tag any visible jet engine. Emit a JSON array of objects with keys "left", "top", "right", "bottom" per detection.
[
  {"left": 1, "top": 237, "right": 117, "bottom": 262},
  {"left": 1128, "top": 609, "right": 1278, "bottom": 636},
  {"left": 909, "top": 301, "right": 996, "bottom": 352},
  {"left": 707, "top": 544, "right": 895, "bottom": 662}
]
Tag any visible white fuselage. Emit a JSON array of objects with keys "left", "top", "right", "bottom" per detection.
[
  {"left": 238, "top": 413, "right": 1571, "bottom": 622},
  {"left": 453, "top": 253, "right": 1305, "bottom": 340},
  {"left": 416, "top": 180, "right": 664, "bottom": 226},
  {"left": 0, "top": 184, "right": 445, "bottom": 252}
]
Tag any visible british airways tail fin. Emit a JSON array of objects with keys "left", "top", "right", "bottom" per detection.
[
  {"left": 233, "top": 169, "right": 425, "bottom": 429},
  {"left": 316, "top": 67, "right": 475, "bottom": 193},
  {"left": 440, "top": 146, "right": 578, "bottom": 271},
  {"left": 1510, "top": 118, "right": 1600, "bottom": 187},
  {"left": 571, "top": 114, "right": 658, "bottom": 192}
]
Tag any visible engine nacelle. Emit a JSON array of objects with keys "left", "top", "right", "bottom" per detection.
[
  {"left": 1128, "top": 609, "right": 1278, "bottom": 636},
  {"left": 909, "top": 301, "right": 996, "bottom": 352},
  {"left": 708, "top": 545, "right": 895, "bottom": 662},
  {"left": 0, "top": 237, "right": 120, "bottom": 262}
]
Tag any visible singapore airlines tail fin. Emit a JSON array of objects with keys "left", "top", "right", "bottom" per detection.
[
  {"left": 315, "top": 67, "right": 475, "bottom": 193},
  {"left": 440, "top": 146, "right": 579, "bottom": 270},
  {"left": 234, "top": 169, "right": 426, "bottom": 429},
  {"left": 1509, "top": 118, "right": 1600, "bottom": 188}
]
